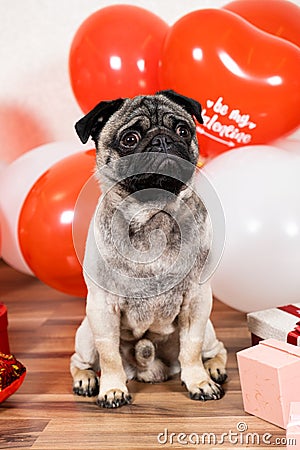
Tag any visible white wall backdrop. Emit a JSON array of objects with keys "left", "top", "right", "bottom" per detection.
[{"left": 0, "top": 0, "right": 299, "bottom": 162}]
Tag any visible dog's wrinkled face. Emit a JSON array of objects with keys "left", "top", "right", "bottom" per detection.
[{"left": 75, "top": 90, "right": 203, "bottom": 200}]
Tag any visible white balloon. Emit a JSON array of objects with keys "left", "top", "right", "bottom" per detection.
[
  {"left": 0, "top": 142, "right": 87, "bottom": 274},
  {"left": 203, "top": 145, "right": 300, "bottom": 312},
  {"left": 271, "top": 136, "right": 300, "bottom": 155},
  {"left": 0, "top": 161, "right": 6, "bottom": 173}
]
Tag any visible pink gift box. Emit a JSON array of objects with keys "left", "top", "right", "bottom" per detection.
[
  {"left": 287, "top": 403, "right": 300, "bottom": 449},
  {"left": 237, "top": 338, "right": 300, "bottom": 429}
]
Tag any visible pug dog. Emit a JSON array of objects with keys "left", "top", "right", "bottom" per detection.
[{"left": 70, "top": 90, "right": 227, "bottom": 408}]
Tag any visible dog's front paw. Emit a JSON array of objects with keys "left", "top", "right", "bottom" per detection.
[
  {"left": 72, "top": 368, "right": 99, "bottom": 397},
  {"left": 97, "top": 388, "right": 132, "bottom": 409},
  {"left": 188, "top": 379, "right": 224, "bottom": 401}
]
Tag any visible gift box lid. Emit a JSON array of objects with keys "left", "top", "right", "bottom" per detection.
[
  {"left": 247, "top": 304, "right": 300, "bottom": 342},
  {"left": 237, "top": 338, "right": 300, "bottom": 369},
  {"left": 0, "top": 304, "right": 8, "bottom": 329}
]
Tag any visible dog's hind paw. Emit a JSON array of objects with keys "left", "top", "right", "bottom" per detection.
[
  {"left": 72, "top": 368, "right": 99, "bottom": 397},
  {"left": 204, "top": 352, "right": 227, "bottom": 385},
  {"left": 136, "top": 358, "right": 169, "bottom": 383},
  {"left": 207, "top": 367, "right": 227, "bottom": 385}
]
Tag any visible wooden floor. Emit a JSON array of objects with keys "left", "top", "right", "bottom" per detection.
[{"left": 0, "top": 260, "right": 287, "bottom": 449}]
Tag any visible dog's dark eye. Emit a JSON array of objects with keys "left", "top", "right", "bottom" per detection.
[
  {"left": 121, "top": 131, "right": 141, "bottom": 148},
  {"left": 175, "top": 124, "right": 191, "bottom": 139}
]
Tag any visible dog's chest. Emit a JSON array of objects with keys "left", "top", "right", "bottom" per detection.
[
  {"left": 91, "top": 189, "right": 210, "bottom": 340},
  {"left": 120, "top": 291, "right": 182, "bottom": 339},
  {"left": 98, "top": 191, "right": 208, "bottom": 280}
]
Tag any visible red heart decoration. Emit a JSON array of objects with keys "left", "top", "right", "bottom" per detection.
[
  {"left": 223, "top": 0, "right": 300, "bottom": 48},
  {"left": 159, "top": 9, "right": 300, "bottom": 158},
  {"left": 0, "top": 353, "right": 26, "bottom": 403}
]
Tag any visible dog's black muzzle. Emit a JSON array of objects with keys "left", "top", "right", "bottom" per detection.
[
  {"left": 116, "top": 132, "right": 196, "bottom": 201},
  {"left": 150, "top": 135, "right": 174, "bottom": 154}
]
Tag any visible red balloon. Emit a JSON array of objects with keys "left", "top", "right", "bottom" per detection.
[
  {"left": 72, "top": 173, "right": 100, "bottom": 268},
  {"left": 223, "top": 0, "right": 300, "bottom": 48},
  {"left": 69, "top": 5, "right": 168, "bottom": 113},
  {"left": 159, "top": 9, "right": 300, "bottom": 158},
  {"left": 18, "top": 150, "right": 99, "bottom": 297}
]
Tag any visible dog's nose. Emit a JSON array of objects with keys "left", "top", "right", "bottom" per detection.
[{"left": 151, "top": 135, "right": 173, "bottom": 153}]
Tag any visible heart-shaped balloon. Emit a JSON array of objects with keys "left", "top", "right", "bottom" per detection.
[
  {"left": 159, "top": 9, "right": 300, "bottom": 158},
  {"left": 223, "top": 0, "right": 300, "bottom": 48}
]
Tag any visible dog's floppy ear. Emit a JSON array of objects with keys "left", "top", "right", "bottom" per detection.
[
  {"left": 75, "top": 98, "right": 125, "bottom": 144},
  {"left": 157, "top": 89, "right": 203, "bottom": 124}
]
